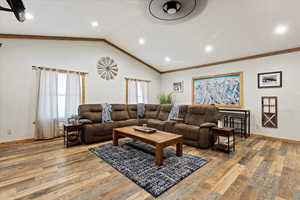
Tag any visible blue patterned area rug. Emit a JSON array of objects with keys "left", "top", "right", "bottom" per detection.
[{"left": 89, "top": 139, "right": 209, "bottom": 197}]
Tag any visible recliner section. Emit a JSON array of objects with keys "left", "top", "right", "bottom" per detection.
[{"left": 78, "top": 104, "right": 218, "bottom": 148}]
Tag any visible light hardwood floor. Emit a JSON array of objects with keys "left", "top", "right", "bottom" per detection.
[{"left": 0, "top": 136, "right": 299, "bottom": 200}]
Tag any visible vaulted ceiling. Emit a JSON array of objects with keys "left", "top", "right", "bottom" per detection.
[{"left": 1, "top": 0, "right": 300, "bottom": 72}]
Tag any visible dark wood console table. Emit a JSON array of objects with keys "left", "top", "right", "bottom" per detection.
[{"left": 219, "top": 109, "right": 250, "bottom": 138}]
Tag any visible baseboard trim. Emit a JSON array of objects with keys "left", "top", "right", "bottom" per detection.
[
  {"left": 0, "top": 138, "right": 35, "bottom": 147},
  {"left": 251, "top": 133, "right": 300, "bottom": 144}
]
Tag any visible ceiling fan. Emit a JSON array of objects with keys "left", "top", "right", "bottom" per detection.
[
  {"left": 0, "top": 0, "right": 26, "bottom": 22},
  {"left": 148, "top": 0, "right": 207, "bottom": 23}
]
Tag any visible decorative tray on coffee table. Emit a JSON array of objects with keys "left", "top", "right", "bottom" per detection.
[{"left": 134, "top": 126, "right": 157, "bottom": 133}]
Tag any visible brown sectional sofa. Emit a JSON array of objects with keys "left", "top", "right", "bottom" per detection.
[{"left": 78, "top": 104, "right": 218, "bottom": 149}]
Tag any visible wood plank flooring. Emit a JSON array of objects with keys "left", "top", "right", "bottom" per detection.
[{"left": 0, "top": 136, "right": 299, "bottom": 200}]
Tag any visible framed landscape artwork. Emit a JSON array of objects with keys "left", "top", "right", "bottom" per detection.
[
  {"left": 192, "top": 72, "right": 244, "bottom": 107},
  {"left": 258, "top": 71, "right": 282, "bottom": 88}
]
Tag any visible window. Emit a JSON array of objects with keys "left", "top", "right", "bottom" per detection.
[
  {"left": 34, "top": 67, "right": 87, "bottom": 139},
  {"left": 57, "top": 72, "right": 84, "bottom": 120},
  {"left": 126, "top": 78, "right": 150, "bottom": 104},
  {"left": 34, "top": 67, "right": 86, "bottom": 121}
]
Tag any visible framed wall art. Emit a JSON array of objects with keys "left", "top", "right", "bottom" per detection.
[
  {"left": 258, "top": 71, "right": 282, "bottom": 88},
  {"left": 173, "top": 81, "right": 184, "bottom": 93},
  {"left": 192, "top": 72, "right": 244, "bottom": 107},
  {"left": 262, "top": 96, "right": 278, "bottom": 128}
]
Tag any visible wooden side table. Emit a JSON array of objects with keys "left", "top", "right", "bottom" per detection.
[
  {"left": 63, "top": 123, "right": 83, "bottom": 148},
  {"left": 212, "top": 127, "right": 235, "bottom": 153}
]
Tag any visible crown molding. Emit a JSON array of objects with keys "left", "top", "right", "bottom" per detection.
[
  {"left": 0, "top": 34, "right": 161, "bottom": 73},
  {"left": 0, "top": 34, "right": 105, "bottom": 42},
  {"left": 1, "top": 34, "right": 300, "bottom": 75},
  {"left": 161, "top": 46, "right": 300, "bottom": 74},
  {"left": 103, "top": 39, "right": 160, "bottom": 73}
]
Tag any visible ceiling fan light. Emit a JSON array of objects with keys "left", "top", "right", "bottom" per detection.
[{"left": 17, "top": 10, "right": 25, "bottom": 22}]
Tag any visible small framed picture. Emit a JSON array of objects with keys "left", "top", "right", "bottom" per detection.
[
  {"left": 258, "top": 71, "right": 282, "bottom": 88},
  {"left": 173, "top": 81, "right": 184, "bottom": 93}
]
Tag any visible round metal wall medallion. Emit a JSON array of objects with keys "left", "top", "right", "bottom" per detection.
[
  {"left": 97, "top": 57, "right": 119, "bottom": 80},
  {"left": 148, "top": 0, "right": 207, "bottom": 22}
]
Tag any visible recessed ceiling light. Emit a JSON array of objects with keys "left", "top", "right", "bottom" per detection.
[
  {"left": 274, "top": 25, "right": 288, "bottom": 35},
  {"left": 139, "top": 38, "right": 145, "bottom": 45},
  {"left": 205, "top": 45, "right": 213, "bottom": 53},
  {"left": 91, "top": 21, "right": 99, "bottom": 27},
  {"left": 165, "top": 57, "right": 171, "bottom": 62},
  {"left": 25, "top": 12, "right": 34, "bottom": 20}
]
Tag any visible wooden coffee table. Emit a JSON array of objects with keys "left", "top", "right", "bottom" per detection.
[{"left": 112, "top": 126, "right": 183, "bottom": 166}]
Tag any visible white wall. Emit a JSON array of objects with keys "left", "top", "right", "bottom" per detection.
[
  {"left": 1, "top": 38, "right": 299, "bottom": 142},
  {"left": 161, "top": 52, "right": 300, "bottom": 141},
  {"left": 0, "top": 39, "right": 161, "bottom": 143}
]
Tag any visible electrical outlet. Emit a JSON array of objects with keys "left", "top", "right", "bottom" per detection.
[{"left": 7, "top": 129, "right": 12, "bottom": 135}]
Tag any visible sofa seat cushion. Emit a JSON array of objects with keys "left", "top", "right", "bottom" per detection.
[
  {"left": 84, "top": 122, "right": 118, "bottom": 137},
  {"left": 116, "top": 119, "right": 139, "bottom": 128},
  {"left": 138, "top": 118, "right": 149, "bottom": 126},
  {"left": 147, "top": 119, "right": 167, "bottom": 131},
  {"left": 173, "top": 123, "right": 200, "bottom": 140}
]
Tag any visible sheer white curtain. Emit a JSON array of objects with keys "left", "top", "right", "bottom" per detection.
[
  {"left": 128, "top": 80, "right": 138, "bottom": 104},
  {"left": 35, "top": 69, "right": 82, "bottom": 139},
  {"left": 65, "top": 72, "right": 81, "bottom": 119},
  {"left": 35, "top": 69, "right": 60, "bottom": 139},
  {"left": 127, "top": 79, "right": 149, "bottom": 104},
  {"left": 139, "top": 81, "right": 149, "bottom": 104}
]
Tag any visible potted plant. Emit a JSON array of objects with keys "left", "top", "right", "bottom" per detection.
[{"left": 158, "top": 93, "right": 174, "bottom": 104}]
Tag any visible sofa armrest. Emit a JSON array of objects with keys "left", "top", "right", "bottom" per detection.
[
  {"left": 198, "top": 122, "right": 216, "bottom": 148},
  {"left": 200, "top": 122, "right": 216, "bottom": 128},
  {"left": 78, "top": 119, "right": 93, "bottom": 124}
]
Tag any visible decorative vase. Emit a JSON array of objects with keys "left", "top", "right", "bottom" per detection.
[{"left": 217, "top": 120, "right": 224, "bottom": 128}]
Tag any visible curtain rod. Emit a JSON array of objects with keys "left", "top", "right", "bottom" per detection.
[
  {"left": 125, "top": 77, "right": 151, "bottom": 82},
  {"left": 32, "top": 66, "right": 88, "bottom": 75}
]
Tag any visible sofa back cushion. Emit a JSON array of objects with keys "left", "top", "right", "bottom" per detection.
[
  {"left": 111, "top": 104, "right": 130, "bottom": 121},
  {"left": 127, "top": 104, "right": 137, "bottom": 119},
  {"left": 184, "top": 105, "right": 217, "bottom": 126},
  {"left": 158, "top": 104, "right": 172, "bottom": 121},
  {"left": 144, "top": 104, "right": 160, "bottom": 119},
  {"left": 78, "top": 104, "right": 102, "bottom": 123},
  {"left": 179, "top": 105, "right": 188, "bottom": 119},
  {"left": 205, "top": 105, "right": 218, "bottom": 123}
]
